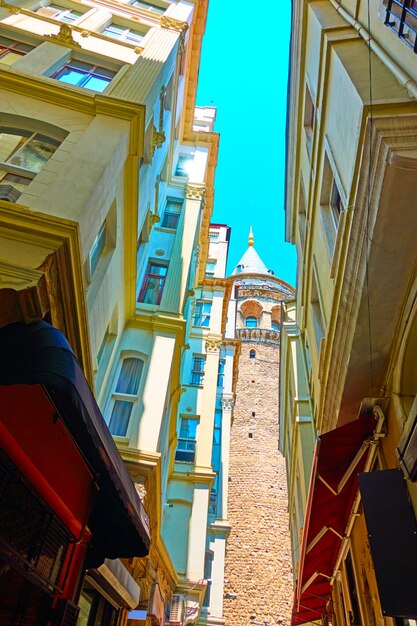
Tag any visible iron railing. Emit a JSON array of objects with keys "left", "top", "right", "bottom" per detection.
[
  {"left": 236, "top": 327, "right": 280, "bottom": 343},
  {"left": 385, "top": 0, "right": 417, "bottom": 52}
]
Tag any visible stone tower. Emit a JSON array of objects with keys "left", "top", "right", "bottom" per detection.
[{"left": 223, "top": 229, "right": 295, "bottom": 626}]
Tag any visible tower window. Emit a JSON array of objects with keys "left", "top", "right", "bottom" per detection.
[
  {"left": 249, "top": 349, "right": 256, "bottom": 359},
  {"left": 245, "top": 316, "right": 258, "bottom": 328}
]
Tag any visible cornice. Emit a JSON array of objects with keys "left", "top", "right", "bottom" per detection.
[
  {"left": 171, "top": 466, "right": 215, "bottom": 485},
  {"left": 132, "top": 310, "right": 186, "bottom": 340}
]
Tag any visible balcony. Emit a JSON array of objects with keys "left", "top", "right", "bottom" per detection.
[{"left": 236, "top": 328, "right": 280, "bottom": 343}]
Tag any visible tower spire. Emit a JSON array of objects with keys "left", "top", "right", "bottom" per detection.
[{"left": 248, "top": 226, "right": 254, "bottom": 247}]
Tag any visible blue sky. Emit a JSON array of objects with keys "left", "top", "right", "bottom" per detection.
[{"left": 196, "top": 0, "right": 297, "bottom": 286}]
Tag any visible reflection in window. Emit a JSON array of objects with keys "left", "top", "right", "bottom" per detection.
[
  {"left": 0, "top": 36, "right": 35, "bottom": 65},
  {"left": 245, "top": 316, "right": 257, "bottom": 328},
  {"left": 175, "top": 154, "right": 194, "bottom": 177},
  {"left": 53, "top": 60, "right": 116, "bottom": 92},
  {"left": 193, "top": 301, "right": 211, "bottom": 327},
  {"left": 175, "top": 418, "right": 198, "bottom": 462},
  {"left": 138, "top": 261, "right": 168, "bottom": 305},
  {"left": 0, "top": 129, "right": 60, "bottom": 173},
  {"left": 108, "top": 357, "right": 144, "bottom": 436}
]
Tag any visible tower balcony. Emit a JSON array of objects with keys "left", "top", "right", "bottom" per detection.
[{"left": 236, "top": 328, "right": 280, "bottom": 343}]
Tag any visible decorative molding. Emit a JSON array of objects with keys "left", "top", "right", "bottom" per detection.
[
  {"left": 152, "top": 125, "right": 166, "bottom": 156},
  {"left": 160, "top": 16, "right": 188, "bottom": 34},
  {"left": 221, "top": 397, "right": 234, "bottom": 411},
  {"left": 80, "top": 29, "right": 89, "bottom": 37},
  {"left": 205, "top": 337, "right": 222, "bottom": 352},
  {"left": 45, "top": 23, "right": 81, "bottom": 48},
  {"left": 185, "top": 184, "right": 206, "bottom": 201},
  {"left": 150, "top": 212, "right": 160, "bottom": 227},
  {"left": 155, "top": 248, "right": 165, "bottom": 257}
]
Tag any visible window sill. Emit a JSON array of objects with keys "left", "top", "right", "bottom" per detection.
[
  {"left": 155, "top": 226, "right": 177, "bottom": 233},
  {"left": 186, "top": 384, "right": 204, "bottom": 389}
]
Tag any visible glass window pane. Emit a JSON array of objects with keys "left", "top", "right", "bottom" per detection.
[
  {"left": 245, "top": 317, "right": 258, "bottom": 328},
  {"left": 108, "top": 400, "right": 133, "bottom": 436},
  {"left": 103, "top": 25, "right": 124, "bottom": 38},
  {"left": 89, "top": 223, "right": 106, "bottom": 277},
  {"left": 161, "top": 212, "right": 179, "bottom": 229},
  {"left": 116, "top": 357, "right": 144, "bottom": 395},
  {"left": 83, "top": 75, "right": 111, "bottom": 92},
  {"left": 8, "top": 135, "right": 59, "bottom": 172},
  {"left": 57, "top": 67, "right": 84, "bottom": 85}
]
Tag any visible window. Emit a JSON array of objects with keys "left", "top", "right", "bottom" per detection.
[
  {"left": 0, "top": 128, "right": 60, "bottom": 196},
  {"left": 102, "top": 23, "right": 145, "bottom": 45},
  {"left": 298, "top": 181, "right": 307, "bottom": 250},
  {"left": 37, "top": 4, "right": 83, "bottom": 22},
  {"left": 249, "top": 349, "right": 256, "bottom": 359},
  {"left": 320, "top": 153, "right": 344, "bottom": 255},
  {"left": 217, "top": 358, "right": 225, "bottom": 387},
  {"left": 209, "top": 406, "right": 222, "bottom": 516},
  {"left": 385, "top": 0, "right": 417, "bottom": 52},
  {"left": 53, "top": 60, "right": 116, "bottom": 92},
  {"left": 161, "top": 198, "right": 183, "bottom": 229},
  {"left": 175, "top": 418, "right": 198, "bottom": 463},
  {"left": 89, "top": 222, "right": 106, "bottom": 279},
  {"left": 138, "top": 261, "right": 168, "bottom": 305},
  {"left": 304, "top": 84, "right": 315, "bottom": 151},
  {"left": 190, "top": 355, "right": 205, "bottom": 386},
  {"left": 108, "top": 357, "right": 144, "bottom": 436},
  {"left": 209, "top": 229, "right": 219, "bottom": 241},
  {"left": 193, "top": 300, "right": 211, "bottom": 327},
  {"left": 311, "top": 270, "right": 325, "bottom": 352},
  {"left": 245, "top": 316, "right": 258, "bottom": 328},
  {"left": 272, "top": 321, "right": 280, "bottom": 331},
  {"left": 175, "top": 154, "right": 193, "bottom": 177},
  {"left": 130, "top": 0, "right": 165, "bottom": 13},
  {"left": 205, "top": 261, "right": 216, "bottom": 277},
  {"left": 0, "top": 36, "right": 35, "bottom": 65}
]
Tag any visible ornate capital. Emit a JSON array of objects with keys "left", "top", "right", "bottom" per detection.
[
  {"left": 221, "top": 398, "right": 234, "bottom": 411},
  {"left": 161, "top": 16, "right": 188, "bottom": 34},
  {"left": 185, "top": 184, "right": 206, "bottom": 201},
  {"left": 206, "top": 338, "right": 222, "bottom": 352},
  {"left": 45, "top": 23, "right": 81, "bottom": 48},
  {"left": 152, "top": 125, "right": 166, "bottom": 156}
]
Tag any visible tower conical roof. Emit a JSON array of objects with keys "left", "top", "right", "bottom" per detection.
[{"left": 232, "top": 227, "right": 271, "bottom": 276}]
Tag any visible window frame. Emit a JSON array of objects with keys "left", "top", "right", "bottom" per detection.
[
  {"left": 138, "top": 260, "right": 169, "bottom": 305},
  {"left": 36, "top": 3, "right": 84, "bottom": 23},
  {"left": 217, "top": 358, "right": 225, "bottom": 387},
  {"left": 192, "top": 300, "right": 212, "bottom": 328},
  {"left": 52, "top": 59, "right": 116, "bottom": 92},
  {"left": 190, "top": 354, "right": 206, "bottom": 386},
  {"left": 0, "top": 36, "right": 36, "bottom": 65},
  {"left": 175, "top": 153, "right": 194, "bottom": 178},
  {"left": 101, "top": 22, "right": 145, "bottom": 45},
  {"left": 160, "top": 197, "right": 183, "bottom": 230},
  {"left": 205, "top": 260, "right": 216, "bottom": 277},
  {"left": 107, "top": 354, "right": 145, "bottom": 438},
  {"left": 175, "top": 417, "right": 199, "bottom": 463},
  {"left": 245, "top": 316, "right": 258, "bottom": 328},
  {"left": 129, "top": 0, "right": 166, "bottom": 14}
]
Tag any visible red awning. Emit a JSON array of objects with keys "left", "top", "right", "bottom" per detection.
[{"left": 292, "top": 413, "right": 378, "bottom": 626}]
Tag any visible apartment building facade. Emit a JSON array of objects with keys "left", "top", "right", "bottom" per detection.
[
  {"left": 0, "top": 0, "right": 225, "bottom": 624},
  {"left": 282, "top": 0, "right": 417, "bottom": 624}
]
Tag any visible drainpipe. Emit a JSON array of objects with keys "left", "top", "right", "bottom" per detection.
[{"left": 329, "top": 0, "right": 417, "bottom": 100}]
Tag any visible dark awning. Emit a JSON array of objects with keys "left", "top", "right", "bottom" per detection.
[
  {"left": 292, "top": 412, "right": 378, "bottom": 626},
  {"left": 0, "top": 321, "right": 150, "bottom": 561},
  {"left": 359, "top": 468, "right": 417, "bottom": 618}
]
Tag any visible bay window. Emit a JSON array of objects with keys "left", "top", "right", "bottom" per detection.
[{"left": 108, "top": 357, "right": 144, "bottom": 436}]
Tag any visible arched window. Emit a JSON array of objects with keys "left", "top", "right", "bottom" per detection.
[
  {"left": 108, "top": 356, "right": 144, "bottom": 436},
  {"left": 245, "top": 316, "right": 257, "bottom": 328},
  {"left": 272, "top": 321, "right": 280, "bottom": 331},
  {"left": 249, "top": 349, "right": 256, "bottom": 359}
]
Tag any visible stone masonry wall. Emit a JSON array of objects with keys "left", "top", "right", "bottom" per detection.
[{"left": 223, "top": 340, "right": 292, "bottom": 626}]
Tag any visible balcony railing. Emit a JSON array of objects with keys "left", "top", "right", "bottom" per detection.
[
  {"left": 236, "top": 328, "right": 280, "bottom": 343},
  {"left": 385, "top": 0, "right": 417, "bottom": 52}
]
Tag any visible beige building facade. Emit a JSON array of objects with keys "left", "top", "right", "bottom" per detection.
[{"left": 282, "top": 0, "right": 417, "bottom": 624}]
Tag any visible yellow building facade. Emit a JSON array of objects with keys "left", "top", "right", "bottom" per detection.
[
  {"left": 0, "top": 1, "right": 230, "bottom": 624},
  {"left": 282, "top": 0, "right": 417, "bottom": 625}
]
